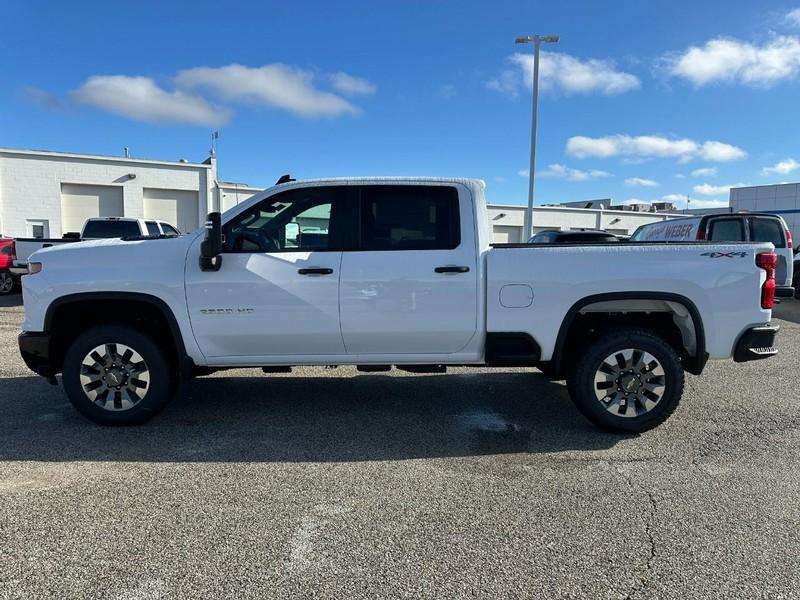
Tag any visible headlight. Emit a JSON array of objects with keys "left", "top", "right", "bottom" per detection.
[{"left": 28, "top": 262, "right": 43, "bottom": 274}]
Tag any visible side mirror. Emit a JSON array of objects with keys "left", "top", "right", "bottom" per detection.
[{"left": 199, "top": 212, "right": 223, "bottom": 272}]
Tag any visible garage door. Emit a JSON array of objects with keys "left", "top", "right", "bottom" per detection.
[
  {"left": 143, "top": 188, "right": 200, "bottom": 234},
  {"left": 492, "top": 225, "right": 522, "bottom": 244},
  {"left": 60, "top": 184, "right": 124, "bottom": 234}
]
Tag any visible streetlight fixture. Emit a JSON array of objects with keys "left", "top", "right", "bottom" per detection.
[{"left": 516, "top": 34, "right": 559, "bottom": 241}]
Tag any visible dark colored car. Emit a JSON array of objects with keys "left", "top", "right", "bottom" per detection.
[{"left": 529, "top": 229, "right": 620, "bottom": 244}]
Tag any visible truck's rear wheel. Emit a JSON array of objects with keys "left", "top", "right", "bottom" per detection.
[
  {"left": 567, "top": 328, "right": 684, "bottom": 433},
  {"left": 62, "top": 324, "right": 176, "bottom": 425}
]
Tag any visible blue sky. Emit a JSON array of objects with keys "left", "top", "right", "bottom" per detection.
[{"left": 3, "top": 0, "right": 800, "bottom": 208}]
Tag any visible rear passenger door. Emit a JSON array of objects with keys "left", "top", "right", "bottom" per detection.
[{"left": 338, "top": 184, "right": 478, "bottom": 355}]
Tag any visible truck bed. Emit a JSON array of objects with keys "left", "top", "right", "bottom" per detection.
[{"left": 486, "top": 241, "right": 773, "bottom": 361}]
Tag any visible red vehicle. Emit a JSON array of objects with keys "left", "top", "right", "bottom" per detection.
[{"left": 0, "top": 238, "right": 18, "bottom": 295}]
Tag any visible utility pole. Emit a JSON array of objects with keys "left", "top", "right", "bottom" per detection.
[{"left": 515, "top": 34, "right": 559, "bottom": 241}]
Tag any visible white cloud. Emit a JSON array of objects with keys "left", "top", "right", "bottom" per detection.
[
  {"left": 690, "top": 167, "right": 717, "bottom": 177},
  {"left": 693, "top": 182, "right": 749, "bottom": 196},
  {"left": 71, "top": 75, "right": 229, "bottom": 126},
  {"left": 175, "top": 63, "right": 363, "bottom": 118},
  {"left": 522, "top": 163, "right": 611, "bottom": 181},
  {"left": 19, "top": 85, "right": 63, "bottom": 110},
  {"left": 786, "top": 8, "right": 800, "bottom": 27},
  {"left": 686, "top": 198, "right": 730, "bottom": 209},
  {"left": 761, "top": 158, "right": 800, "bottom": 176},
  {"left": 566, "top": 134, "right": 746, "bottom": 162},
  {"left": 664, "top": 36, "right": 800, "bottom": 87},
  {"left": 624, "top": 177, "right": 659, "bottom": 187},
  {"left": 700, "top": 141, "right": 746, "bottom": 161},
  {"left": 488, "top": 51, "right": 640, "bottom": 96},
  {"left": 328, "top": 72, "right": 376, "bottom": 96}
]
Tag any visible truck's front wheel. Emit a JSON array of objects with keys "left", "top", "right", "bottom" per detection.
[
  {"left": 567, "top": 328, "right": 684, "bottom": 433},
  {"left": 62, "top": 324, "right": 177, "bottom": 425}
]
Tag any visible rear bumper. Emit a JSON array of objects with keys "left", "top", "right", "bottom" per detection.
[
  {"left": 733, "top": 324, "right": 779, "bottom": 363},
  {"left": 9, "top": 260, "right": 28, "bottom": 276},
  {"left": 19, "top": 331, "right": 57, "bottom": 377},
  {"left": 776, "top": 285, "right": 795, "bottom": 298}
]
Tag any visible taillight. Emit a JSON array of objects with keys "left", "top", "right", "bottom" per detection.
[
  {"left": 756, "top": 252, "right": 777, "bottom": 309},
  {"left": 786, "top": 229, "right": 793, "bottom": 250}
]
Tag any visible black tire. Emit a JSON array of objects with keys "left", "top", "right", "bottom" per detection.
[
  {"left": 62, "top": 324, "right": 177, "bottom": 425},
  {"left": 0, "top": 271, "right": 14, "bottom": 295},
  {"left": 567, "top": 328, "right": 685, "bottom": 433},
  {"left": 793, "top": 270, "right": 800, "bottom": 300}
]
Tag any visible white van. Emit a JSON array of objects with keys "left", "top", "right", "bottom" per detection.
[{"left": 631, "top": 212, "right": 794, "bottom": 296}]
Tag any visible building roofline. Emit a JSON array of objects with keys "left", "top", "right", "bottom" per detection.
[
  {"left": 486, "top": 202, "right": 676, "bottom": 217},
  {"left": 0, "top": 147, "right": 213, "bottom": 169}
]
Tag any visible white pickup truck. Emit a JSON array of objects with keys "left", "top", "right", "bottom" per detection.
[{"left": 18, "top": 178, "right": 780, "bottom": 432}]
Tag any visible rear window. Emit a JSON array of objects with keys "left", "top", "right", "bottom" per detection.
[
  {"left": 359, "top": 186, "right": 460, "bottom": 251},
  {"left": 749, "top": 218, "right": 786, "bottom": 248},
  {"left": 707, "top": 218, "right": 745, "bottom": 242},
  {"left": 145, "top": 221, "right": 161, "bottom": 235},
  {"left": 82, "top": 220, "right": 141, "bottom": 239}
]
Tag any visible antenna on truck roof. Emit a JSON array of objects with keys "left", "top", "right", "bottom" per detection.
[{"left": 275, "top": 174, "right": 296, "bottom": 185}]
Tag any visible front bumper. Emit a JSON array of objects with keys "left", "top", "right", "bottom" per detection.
[
  {"left": 19, "top": 331, "right": 57, "bottom": 377},
  {"left": 733, "top": 324, "right": 779, "bottom": 363}
]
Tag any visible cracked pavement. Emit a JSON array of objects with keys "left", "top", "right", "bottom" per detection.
[{"left": 0, "top": 293, "right": 799, "bottom": 599}]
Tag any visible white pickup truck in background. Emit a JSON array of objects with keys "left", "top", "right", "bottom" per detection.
[
  {"left": 9, "top": 217, "right": 181, "bottom": 280},
  {"left": 18, "top": 178, "right": 780, "bottom": 432}
]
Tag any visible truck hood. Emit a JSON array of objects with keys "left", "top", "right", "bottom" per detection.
[{"left": 32, "top": 234, "right": 199, "bottom": 261}]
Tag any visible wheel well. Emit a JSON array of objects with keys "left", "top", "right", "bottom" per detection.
[
  {"left": 549, "top": 296, "right": 706, "bottom": 378},
  {"left": 46, "top": 297, "right": 182, "bottom": 373}
]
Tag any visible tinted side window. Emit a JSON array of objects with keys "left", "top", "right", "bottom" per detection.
[
  {"left": 82, "top": 221, "right": 141, "bottom": 238},
  {"left": 145, "top": 221, "right": 161, "bottom": 235},
  {"left": 708, "top": 218, "right": 745, "bottom": 242},
  {"left": 749, "top": 218, "right": 785, "bottom": 248},
  {"left": 359, "top": 186, "right": 460, "bottom": 251},
  {"left": 222, "top": 187, "right": 343, "bottom": 253}
]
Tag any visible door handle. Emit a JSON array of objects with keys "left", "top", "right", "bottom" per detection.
[
  {"left": 298, "top": 267, "right": 334, "bottom": 275},
  {"left": 434, "top": 266, "right": 470, "bottom": 273}
]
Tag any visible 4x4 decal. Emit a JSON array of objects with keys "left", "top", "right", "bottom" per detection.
[{"left": 701, "top": 251, "right": 748, "bottom": 258}]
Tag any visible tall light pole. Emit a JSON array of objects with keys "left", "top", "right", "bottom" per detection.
[{"left": 516, "top": 34, "right": 559, "bottom": 241}]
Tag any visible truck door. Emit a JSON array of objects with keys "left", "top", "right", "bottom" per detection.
[
  {"left": 185, "top": 186, "right": 347, "bottom": 358},
  {"left": 338, "top": 184, "right": 478, "bottom": 355}
]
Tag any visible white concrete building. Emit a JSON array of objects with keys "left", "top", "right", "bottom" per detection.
[
  {"left": 487, "top": 203, "right": 675, "bottom": 243},
  {"left": 0, "top": 147, "right": 678, "bottom": 242},
  {"left": 0, "top": 148, "right": 218, "bottom": 238},
  {"left": 730, "top": 183, "right": 800, "bottom": 242}
]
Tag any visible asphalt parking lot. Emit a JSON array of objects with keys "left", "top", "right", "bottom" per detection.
[{"left": 0, "top": 293, "right": 798, "bottom": 599}]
